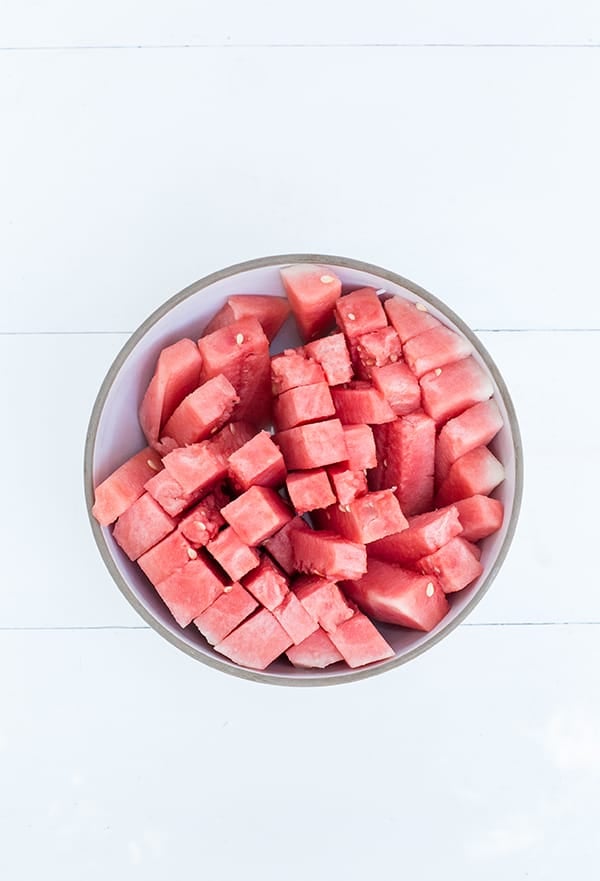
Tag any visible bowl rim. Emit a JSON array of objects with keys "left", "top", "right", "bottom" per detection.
[{"left": 84, "top": 253, "right": 524, "bottom": 687}]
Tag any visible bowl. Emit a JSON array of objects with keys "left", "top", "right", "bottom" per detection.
[{"left": 84, "top": 254, "right": 523, "bottom": 686}]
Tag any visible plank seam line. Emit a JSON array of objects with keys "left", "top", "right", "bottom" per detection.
[{"left": 0, "top": 43, "right": 599, "bottom": 51}]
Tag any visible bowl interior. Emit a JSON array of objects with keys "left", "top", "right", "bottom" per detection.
[{"left": 87, "top": 256, "right": 521, "bottom": 684}]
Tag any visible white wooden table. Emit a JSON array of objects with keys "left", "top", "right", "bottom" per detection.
[{"left": 2, "top": 4, "right": 599, "bottom": 878}]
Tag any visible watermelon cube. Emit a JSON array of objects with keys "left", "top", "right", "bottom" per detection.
[
  {"left": 274, "top": 419, "right": 348, "bottom": 470},
  {"left": 221, "top": 486, "right": 293, "bottom": 546},
  {"left": 280, "top": 264, "right": 342, "bottom": 341},
  {"left": 92, "top": 446, "right": 163, "bottom": 526},
  {"left": 214, "top": 608, "right": 293, "bottom": 670},
  {"left": 263, "top": 515, "right": 307, "bottom": 574},
  {"left": 384, "top": 296, "right": 441, "bottom": 344},
  {"left": 243, "top": 556, "right": 289, "bottom": 611},
  {"left": 144, "top": 468, "right": 204, "bottom": 517},
  {"left": 286, "top": 469, "right": 336, "bottom": 514},
  {"left": 335, "top": 288, "right": 387, "bottom": 340},
  {"left": 286, "top": 628, "right": 344, "bottom": 668},
  {"left": 293, "top": 575, "right": 354, "bottom": 632},
  {"left": 273, "top": 591, "right": 319, "bottom": 645},
  {"left": 371, "top": 412, "right": 436, "bottom": 516},
  {"left": 138, "top": 338, "right": 203, "bottom": 453},
  {"left": 327, "top": 611, "right": 394, "bottom": 668},
  {"left": 368, "top": 505, "right": 463, "bottom": 565},
  {"left": 163, "top": 442, "right": 225, "bottom": 496},
  {"left": 327, "top": 463, "right": 368, "bottom": 506},
  {"left": 370, "top": 362, "right": 421, "bottom": 416},
  {"left": 206, "top": 526, "right": 261, "bottom": 581},
  {"left": 317, "top": 490, "right": 408, "bottom": 544},
  {"left": 291, "top": 526, "right": 367, "bottom": 581},
  {"left": 155, "top": 555, "right": 225, "bottom": 627},
  {"left": 113, "top": 493, "right": 176, "bottom": 561},
  {"left": 178, "top": 488, "right": 228, "bottom": 547},
  {"left": 342, "top": 560, "right": 448, "bottom": 631},
  {"left": 453, "top": 494, "right": 504, "bottom": 542},
  {"left": 197, "top": 317, "right": 271, "bottom": 424},
  {"left": 194, "top": 582, "right": 259, "bottom": 645},
  {"left": 270, "top": 349, "right": 326, "bottom": 395},
  {"left": 418, "top": 537, "right": 484, "bottom": 593},
  {"left": 435, "top": 398, "right": 504, "bottom": 482},
  {"left": 162, "top": 374, "right": 239, "bottom": 447},
  {"left": 332, "top": 382, "right": 396, "bottom": 425},
  {"left": 403, "top": 325, "right": 472, "bottom": 378},
  {"left": 273, "top": 381, "right": 336, "bottom": 430},
  {"left": 303, "top": 333, "right": 353, "bottom": 385},
  {"left": 228, "top": 430, "right": 287, "bottom": 491},
  {"left": 420, "top": 356, "right": 493, "bottom": 425},
  {"left": 354, "top": 326, "right": 403, "bottom": 377},
  {"left": 210, "top": 420, "right": 258, "bottom": 460},
  {"left": 436, "top": 446, "right": 505, "bottom": 506},
  {"left": 202, "top": 294, "right": 290, "bottom": 342},
  {"left": 342, "top": 424, "right": 377, "bottom": 470},
  {"left": 138, "top": 530, "right": 195, "bottom": 586}
]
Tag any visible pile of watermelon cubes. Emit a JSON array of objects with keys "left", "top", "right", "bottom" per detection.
[{"left": 92, "top": 265, "right": 505, "bottom": 671}]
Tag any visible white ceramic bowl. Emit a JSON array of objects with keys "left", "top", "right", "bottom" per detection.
[{"left": 85, "top": 254, "right": 523, "bottom": 686}]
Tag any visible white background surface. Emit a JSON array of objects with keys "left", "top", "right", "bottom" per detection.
[{"left": 1, "top": 4, "right": 599, "bottom": 878}]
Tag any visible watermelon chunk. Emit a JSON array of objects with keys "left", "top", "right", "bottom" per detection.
[
  {"left": 194, "top": 583, "right": 259, "bottom": 645},
  {"left": 435, "top": 399, "right": 504, "bottom": 483},
  {"left": 272, "top": 591, "right": 319, "bottom": 645},
  {"left": 327, "top": 611, "right": 394, "bottom": 668},
  {"left": 342, "top": 424, "right": 377, "bottom": 470},
  {"left": 342, "top": 560, "right": 448, "bottom": 631},
  {"left": 273, "top": 381, "right": 336, "bottom": 430},
  {"left": 332, "top": 382, "right": 396, "bottom": 425},
  {"left": 384, "top": 296, "right": 441, "bottom": 343},
  {"left": 202, "top": 294, "right": 290, "bottom": 341},
  {"left": 92, "top": 447, "right": 163, "bottom": 526},
  {"left": 371, "top": 412, "right": 436, "bottom": 516},
  {"left": 178, "top": 488, "right": 229, "bottom": 547},
  {"left": 243, "top": 556, "right": 290, "bottom": 611},
  {"left": 113, "top": 493, "right": 176, "bottom": 561},
  {"left": 286, "top": 468, "right": 336, "bottom": 514},
  {"left": 335, "top": 288, "right": 387, "bottom": 340},
  {"left": 280, "top": 264, "right": 342, "bottom": 341},
  {"left": 418, "top": 537, "right": 483, "bottom": 593},
  {"left": 263, "top": 515, "right": 307, "bottom": 574},
  {"left": 162, "top": 442, "right": 224, "bottom": 496},
  {"left": 270, "top": 349, "right": 325, "bottom": 395},
  {"left": 316, "top": 490, "right": 408, "bottom": 544},
  {"left": 293, "top": 575, "right": 354, "bottom": 632},
  {"left": 286, "top": 628, "right": 344, "bottom": 668},
  {"left": 420, "top": 356, "right": 493, "bottom": 425},
  {"left": 291, "top": 526, "right": 367, "bottom": 581},
  {"left": 303, "top": 333, "right": 353, "bottom": 386},
  {"left": 206, "top": 526, "right": 261, "bottom": 582},
  {"left": 138, "top": 338, "right": 203, "bottom": 453},
  {"left": 144, "top": 468, "right": 205, "bottom": 517},
  {"left": 369, "top": 505, "right": 463, "bottom": 565},
  {"left": 221, "top": 486, "right": 293, "bottom": 546},
  {"left": 436, "top": 446, "right": 505, "bottom": 506},
  {"left": 138, "top": 531, "right": 195, "bottom": 586},
  {"left": 274, "top": 419, "right": 348, "bottom": 470},
  {"left": 214, "top": 608, "right": 293, "bottom": 670},
  {"left": 327, "top": 463, "right": 368, "bottom": 506},
  {"left": 162, "top": 374, "right": 239, "bottom": 447},
  {"left": 403, "top": 325, "right": 472, "bottom": 378},
  {"left": 227, "top": 430, "right": 287, "bottom": 491},
  {"left": 452, "top": 494, "right": 504, "bottom": 542},
  {"left": 370, "top": 362, "right": 421, "bottom": 416},
  {"left": 154, "top": 555, "right": 225, "bottom": 627},
  {"left": 354, "top": 326, "right": 403, "bottom": 377}
]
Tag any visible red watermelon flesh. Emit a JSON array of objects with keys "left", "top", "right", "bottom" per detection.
[
  {"left": 280, "top": 264, "right": 342, "bottom": 341},
  {"left": 138, "top": 338, "right": 203, "bottom": 453},
  {"left": 273, "top": 591, "right": 319, "bottom": 645},
  {"left": 291, "top": 526, "right": 367, "bottom": 581},
  {"left": 221, "top": 486, "right": 293, "bottom": 546},
  {"left": 92, "top": 447, "right": 163, "bottom": 527},
  {"left": 138, "top": 531, "right": 195, "bottom": 586},
  {"left": 354, "top": 326, "right": 403, "bottom": 378},
  {"left": 201, "top": 294, "right": 290, "bottom": 342},
  {"left": 342, "top": 560, "right": 448, "bottom": 631},
  {"left": 144, "top": 468, "right": 204, "bottom": 517},
  {"left": 316, "top": 490, "right": 408, "bottom": 545},
  {"left": 270, "top": 349, "right": 325, "bottom": 395},
  {"left": 274, "top": 419, "right": 348, "bottom": 470},
  {"left": 403, "top": 324, "right": 472, "bottom": 378},
  {"left": 286, "top": 468, "right": 336, "bottom": 514},
  {"left": 327, "top": 463, "right": 368, "bottom": 506},
  {"left": 286, "top": 628, "right": 344, "bottom": 668},
  {"left": 420, "top": 356, "right": 493, "bottom": 425},
  {"left": 194, "top": 582, "right": 258, "bottom": 645},
  {"left": 273, "top": 381, "right": 336, "bottom": 431},
  {"left": 293, "top": 575, "right": 354, "bottom": 632},
  {"left": 113, "top": 493, "right": 176, "bottom": 561},
  {"left": 227, "top": 430, "right": 286, "bottom": 491},
  {"left": 162, "top": 374, "right": 239, "bottom": 447},
  {"left": 197, "top": 317, "right": 271, "bottom": 424},
  {"left": 178, "top": 489, "right": 228, "bottom": 547},
  {"left": 214, "top": 608, "right": 293, "bottom": 670},
  {"left": 384, "top": 296, "right": 441, "bottom": 343},
  {"left": 418, "top": 536, "right": 483, "bottom": 594},
  {"left": 342, "top": 424, "right": 377, "bottom": 470},
  {"left": 453, "top": 494, "right": 504, "bottom": 542},
  {"left": 371, "top": 412, "right": 436, "bottom": 516},
  {"left": 243, "top": 556, "right": 289, "bottom": 611},
  {"left": 436, "top": 446, "right": 505, "bottom": 506},
  {"left": 327, "top": 611, "right": 394, "bottom": 668},
  {"left": 335, "top": 288, "right": 388, "bottom": 341},
  {"left": 332, "top": 382, "right": 396, "bottom": 425},
  {"left": 263, "top": 515, "right": 307, "bottom": 574},
  {"left": 303, "top": 333, "right": 353, "bottom": 386},
  {"left": 206, "top": 526, "right": 261, "bottom": 582},
  {"left": 370, "top": 362, "right": 421, "bottom": 416},
  {"left": 163, "top": 442, "right": 225, "bottom": 496},
  {"left": 435, "top": 398, "right": 504, "bottom": 483},
  {"left": 368, "top": 505, "right": 462, "bottom": 565},
  {"left": 155, "top": 555, "right": 225, "bottom": 627}
]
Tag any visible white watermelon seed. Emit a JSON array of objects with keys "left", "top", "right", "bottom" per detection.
[
  {"left": 147, "top": 459, "right": 159, "bottom": 471},
  {"left": 347, "top": 312, "right": 356, "bottom": 321},
  {"left": 375, "top": 288, "right": 386, "bottom": 295},
  {"left": 382, "top": 458, "right": 388, "bottom": 468},
  {"left": 320, "top": 274, "right": 335, "bottom": 284},
  {"left": 223, "top": 585, "right": 233, "bottom": 593},
  {"left": 389, "top": 354, "right": 399, "bottom": 362},
  {"left": 416, "top": 302, "right": 429, "bottom": 312},
  {"left": 435, "top": 368, "right": 442, "bottom": 376},
  {"left": 235, "top": 333, "right": 244, "bottom": 345},
  {"left": 187, "top": 547, "right": 198, "bottom": 560},
  {"left": 196, "top": 522, "right": 206, "bottom": 530},
  {"left": 426, "top": 582, "right": 435, "bottom": 597}
]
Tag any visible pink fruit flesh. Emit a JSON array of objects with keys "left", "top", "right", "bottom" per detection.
[
  {"left": 368, "top": 506, "right": 463, "bottom": 565},
  {"left": 162, "top": 374, "right": 239, "bottom": 447},
  {"left": 92, "top": 447, "right": 163, "bottom": 526},
  {"left": 384, "top": 296, "right": 441, "bottom": 343},
  {"left": 327, "top": 612, "right": 394, "bottom": 668},
  {"left": 303, "top": 333, "right": 353, "bottom": 385},
  {"left": 194, "top": 583, "right": 258, "bottom": 645},
  {"left": 286, "top": 468, "right": 336, "bottom": 515},
  {"left": 214, "top": 608, "right": 293, "bottom": 670},
  {"left": 221, "top": 486, "right": 293, "bottom": 546},
  {"left": 280, "top": 264, "right": 342, "bottom": 341},
  {"left": 291, "top": 527, "right": 367, "bottom": 581},
  {"left": 418, "top": 536, "right": 484, "bottom": 594},
  {"left": 335, "top": 288, "right": 387, "bottom": 340},
  {"left": 274, "top": 419, "right": 348, "bottom": 470},
  {"left": 201, "top": 295, "right": 290, "bottom": 341},
  {"left": 227, "top": 430, "right": 287, "bottom": 491},
  {"left": 206, "top": 526, "right": 261, "bottom": 582},
  {"left": 286, "top": 628, "right": 344, "bottom": 668}
]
